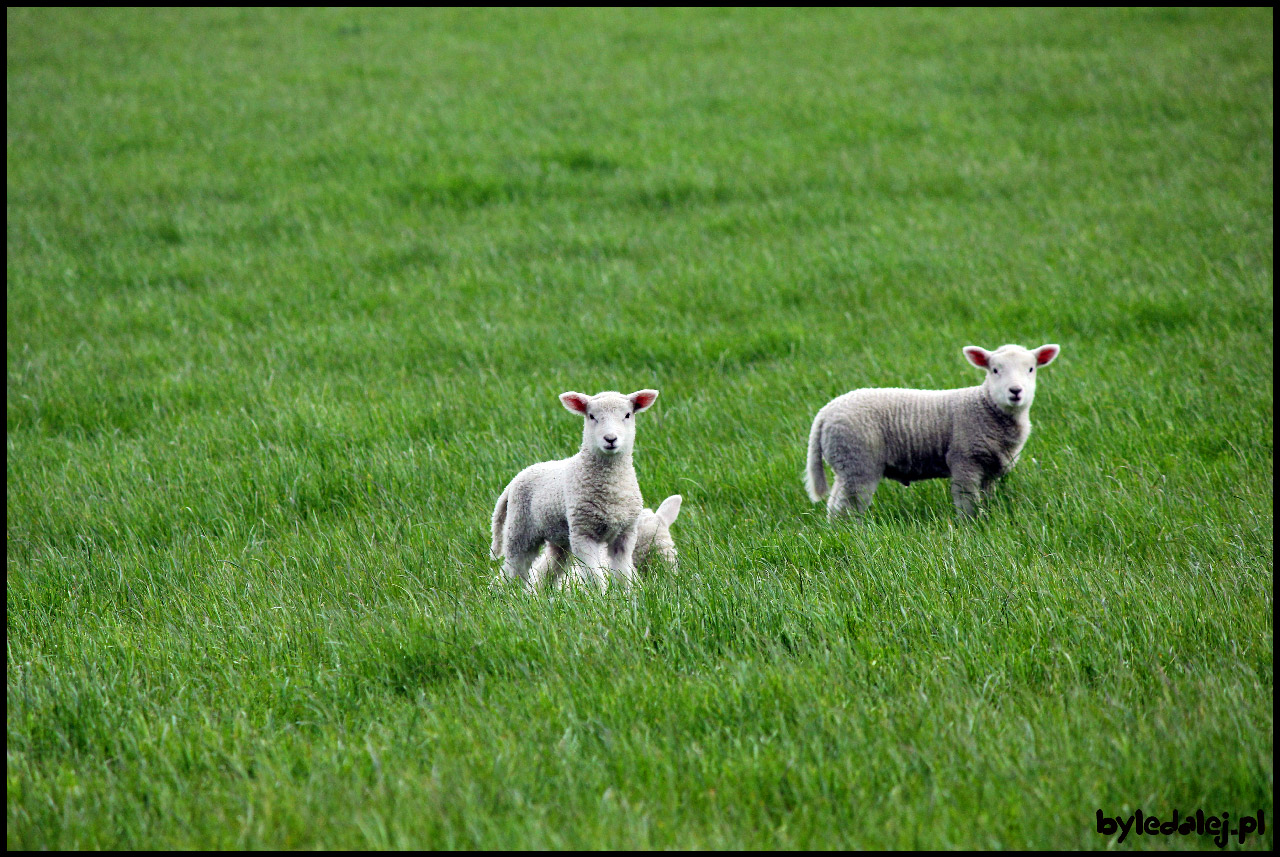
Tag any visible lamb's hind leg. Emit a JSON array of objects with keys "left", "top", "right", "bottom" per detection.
[
  {"left": 501, "top": 527, "right": 541, "bottom": 589},
  {"left": 502, "top": 549, "right": 538, "bottom": 589},
  {"left": 826, "top": 475, "right": 851, "bottom": 519},
  {"left": 541, "top": 543, "right": 571, "bottom": 590},
  {"left": 848, "top": 479, "right": 878, "bottom": 515},
  {"left": 826, "top": 473, "right": 879, "bottom": 520}
]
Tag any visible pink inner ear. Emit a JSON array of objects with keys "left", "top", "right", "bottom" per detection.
[
  {"left": 964, "top": 347, "right": 989, "bottom": 368},
  {"left": 560, "top": 393, "right": 589, "bottom": 414},
  {"left": 631, "top": 391, "right": 658, "bottom": 411},
  {"left": 1036, "top": 346, "right": 1060, "bottom": 366}
]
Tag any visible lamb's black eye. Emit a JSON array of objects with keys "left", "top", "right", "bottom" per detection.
[
  {"left": 1029, "top": 367, "right": 1034, "bottom": 373},
  {"left": 624, "top": 412, "right": 631, "bottom": 419},
  {"left": 589, "top": 413, "right": 595, "bottom": 421},
  {"left": 992, "top": 368, "right": 999, "bottom": 375}
]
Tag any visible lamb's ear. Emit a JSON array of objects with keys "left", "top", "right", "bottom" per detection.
[
  {"left": 962, "top": 346, "right": 991, "bottom": 369},
  {"left": 559, "top": 392, "right": 590, "bottom": 415},
  {"left": 656, "top": 494, "right": 682, "bottom": 526},
  {"left": 629, "top": 389, "right": 659, "bottom": 413},
  {"left": 1034, "top": 344, "right": 1060, "bottom": 366}
]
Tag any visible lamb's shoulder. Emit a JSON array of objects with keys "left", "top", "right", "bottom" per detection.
[{"left": 950, "top": 393, "right": 1030, "bottom": 476}]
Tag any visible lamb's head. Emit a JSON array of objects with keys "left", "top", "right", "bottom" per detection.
[
  {"left": 634, "top": 494, "right": 682, "bottom": 573},
  {"left": 559, "top": 389, "right": 659, "bottom": 457},
  {"left": 963, "top": 344, "right": 1060, "bottom": 412}
]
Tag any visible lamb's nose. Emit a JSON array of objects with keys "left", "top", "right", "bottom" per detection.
[
  {"left": 604, "top": 435, "right": 618, "bottom": 444},
  {"left": 1009, "top": 387, "right": 1023, "bottom": 397}
]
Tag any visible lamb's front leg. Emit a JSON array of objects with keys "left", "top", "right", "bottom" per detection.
[
  {"left": 607, "top": 526, "right": 639, "bottom": 588},
  {"left": 949, "top": 467, "right": 983, "bottom": 518},
  {"left": 569, "top": 532, "right": 610, "bottom": 590}
]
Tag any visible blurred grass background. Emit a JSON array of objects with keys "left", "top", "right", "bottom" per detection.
[{"left": 7, "top": 7, "right": 1272, "bottom": 848}]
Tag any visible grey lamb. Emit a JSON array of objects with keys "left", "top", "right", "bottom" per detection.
[{"left": 805, "top": 344, "right": 1061, "bottom": 518}]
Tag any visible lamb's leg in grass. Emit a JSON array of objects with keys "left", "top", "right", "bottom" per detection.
[
  {"left": 827, "top": 473, "right": 879, "bottom": 520},
  {"left": 607, "top": 528, "right": 638, "bottom": 588},
  {"left": 570, "top": 534, "right": 610, "bottom": 590},
  {"left": 826, "top": 476, "right": 851, "bottom": 520},
  {"left": 948, "top": 461, "right": 983, "bottom": 518},
  {"left": 540, "top": 543, "right": 570, "bottom": 589},
  {"left": 502, "top": 548, "right": 538, "bottom": 588}
]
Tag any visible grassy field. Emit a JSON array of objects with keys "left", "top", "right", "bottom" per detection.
[{"left": 6, "top": 7, "right": 1273, "bottom": 849}]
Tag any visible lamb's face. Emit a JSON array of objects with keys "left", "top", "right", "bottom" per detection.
[
  {"left": 559, "top": 389, "right": 659, "bottom": 457},
  {"left": 634, "top": 494, "right": 682, "bottom": 573},
  {"left": 963, "top": 344, "right": 1060, "bottom": 412}
]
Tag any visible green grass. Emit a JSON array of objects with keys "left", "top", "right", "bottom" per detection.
[{"left": 7, "top": 7, "right": 1272, "bottom": 849}]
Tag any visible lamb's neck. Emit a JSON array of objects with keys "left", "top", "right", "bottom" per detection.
[
  {"left": 577, "top": 448, "right": 635, "bottom": 472},
  {"left": 977, "top": 387, "right": 1031, "bottom": 435}
]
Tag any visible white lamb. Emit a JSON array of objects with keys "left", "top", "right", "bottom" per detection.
[
  {"left": 491, "top": 389, "right": 659, "bottom": 589},
  {"left": 805, "top": 344, "right": 1061, "bottom": 518},
  {"left": 528, "top": 494, "right": 683, "bottom": 587}
]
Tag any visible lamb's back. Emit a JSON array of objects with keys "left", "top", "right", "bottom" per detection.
[
  {"left": 822, "top": 387, "right": 976, "bottom": 480},
  {"left": 507, "top": 458, "right": 572, "bottom": 543}
]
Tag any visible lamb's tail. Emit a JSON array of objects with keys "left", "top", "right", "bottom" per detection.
[
  {"left": 490, "top": 487, "right": 509, "bottom": 559},
  {"left": 804, "top": 411, "right": 828, "bottom": 502}
]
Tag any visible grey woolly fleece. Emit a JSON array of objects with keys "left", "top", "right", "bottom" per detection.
[
  {"left": 805, "top": 343, "right": 1060, "bottom": 519},
  {"left": 806, "top": 385, "right": 1029, "bottom": 518}
]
